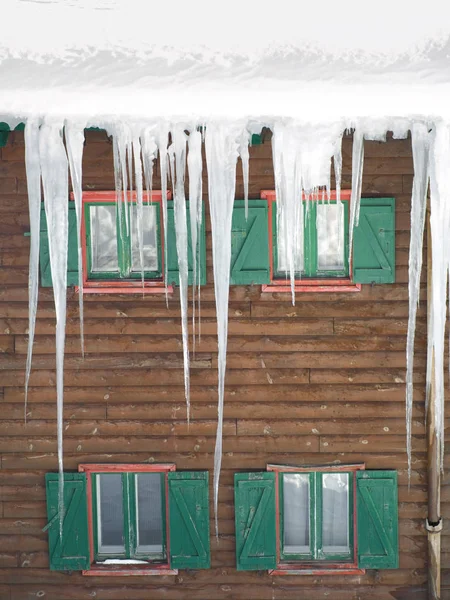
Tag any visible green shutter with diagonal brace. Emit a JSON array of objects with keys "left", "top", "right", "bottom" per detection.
[
  {"left": 357, "top": 470, "right": 399, "bottom": 569},
  {"left": 40, "top": 202, "right": 79, "bottom": 287},
  {"left": 44, "top": 472, "right": 90, "bottom": 571},
  {"left": 168, "top": 471, "right": 210, "bottom": 569},
  {"left": 230, "top": 200, "right": 270, "bottom": 285},
  {"left": 353, "top": 198, "right": 395, "bottom": 284},
  {"left": 166, "top": 202, "right": 207, "bottom": 286},
  {"left": 234, "top": 472, "right": 276, "bottom": 571}
]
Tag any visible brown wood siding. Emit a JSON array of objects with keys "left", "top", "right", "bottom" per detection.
[{"left": 0, "top": 129, "right": 444, "bottom": 600}]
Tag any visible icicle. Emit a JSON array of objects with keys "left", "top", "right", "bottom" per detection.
[
  {"left": 141, "top": 125, "right": 158, "bottom": 201},
  {"left": 205, "top": 122, "right": 241, "bottom": 537},
  {"left": 271, "top": 123, "right": 341, "bottom": 305},
  {"left": 406, "top": 123, "right": 430, "bottom": 479},
  {"left": 240, "top": 130, "right": 250, "bottom": 219},
  {"left": 187, "top": 129, "right": 203, "bottom": 351},
  {"left": 39, "top": 122, "right": 69, "bottom": 537},
  {"left": 65, "top": 122, "right": 86, "bottom": 356},
  {"left": 168, "top": 127, "right": 191, "bottom": 423},
  {"left": 24, "top": 119, "right": 42, "bottom": 422},
  {"left": 333, "top": 135, "right": 344, "bottom": 262},
  {"left": 349, "top": 129, "right": 364, "bottom": 263},
  {"left": 131, "top": 132, "right": 145, "bottom": 285},
  {"left": 428, "top": 121, "right": 450, "bottom": 472},
  {"left": 156, "top": 125, "right": 170, "bottom": 302}
]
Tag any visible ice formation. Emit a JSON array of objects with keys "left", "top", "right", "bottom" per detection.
[
  {"left": 204, "top": 122, "right": 248, "bottom": 535},
  {"left": 6, "top": 0, "right": 450, "bottom": 535}
]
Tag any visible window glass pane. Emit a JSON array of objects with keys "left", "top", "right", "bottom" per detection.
[
  {"left": 317, "top": 203, "right": 345, "bottom": 271},
  {"left": 277, "top": 207, "right": 304, "bottom": 273},
  {"left": 97, "top": 474, "right": 125, "bottom": 554},
  {"left": 90, "top": 205, "right": 119, "bottom": 272},
  {"left": 322, "top": 473, "right": 349, "bottom": 553},
  {"left": 131, "top": 205, "right": 158, "bottom": 272},
  {"left": 283, "top": 474, "right": 310, "bottom": 554},
  {"left": 136, "top": 473, "right": 163, "bottom": 554}
]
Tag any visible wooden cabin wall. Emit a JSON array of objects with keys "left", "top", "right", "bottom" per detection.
[{"left": 0, "top": 129, "right": 445, "bottom": 600}]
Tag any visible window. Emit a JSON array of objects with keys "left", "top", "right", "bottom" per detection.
[
  {"left": 38, "top": 191, "right": 206, "bottom": 294},
  {"left": 255, "top": 191, "right": 395, "bottom": 292},
  {"left": 234, "top": 465, "right": 399, "bottom": 574},
  {"left": 45, "top": 465, "right": 211, "bottom": 575}
]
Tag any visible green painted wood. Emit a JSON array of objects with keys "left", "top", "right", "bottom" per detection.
[
  {"left": 353, "top": 198, "right": 395, "bottom": 284},
  {"left": 45, "top": 472, "right": 90, "bottom": 571},
  {"left": 234, "top": 472, "right": 276, "bottom": 571},
  {"left": 40, "top": 203, "right": 79, "bottom": 287},
  {"left": 357, "top": 470, "right": 399, "bottom": 569},
  {"left": 230, "top": 200, "right": 270, "bottom": 285},
  {"left": 168, "top": 471, "right": 210, "bottom": 569},
  {"left": 166, "top": 202, "right": 207, "bottom": 286}
]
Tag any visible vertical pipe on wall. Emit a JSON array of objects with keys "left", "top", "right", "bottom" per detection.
[{"left": 426, "top": 206, "right": 442, "bottom": 600}]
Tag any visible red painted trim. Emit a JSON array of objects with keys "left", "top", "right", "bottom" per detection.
[
  {"left": 261, "top": 190, "right": 352, "bottom": 202},
  {"left": 268, "top": 463, "right": 365, "bottom": 574},
  {"left": 79, "top": 463, "right": 176, "bottom": 474},
  {"left": 83, "top": 567, "right": 178, "bottom": 577},
  {"left": 274, "top": 470, "right": 280, "bottom": 566},
  {"left": 270, "top": 567, "right": 365, "bottom": 576},
  {"left": 165, "top": 472, "right": 171, "bottom": 568},
  {"left": 267, "top": 464, "right": 365, "bottom": 473},
  {"left": 262, "top": 283, "right": 362, "bottom": 293},
  {"left": 261, "top": 189, "right": 361, "bottom": 294},
  {"left": 78, "top": 190, "right": 172, "bottom": 295},
  {"left": 86, "top": 471, "right": 94, "bottom": 565}
]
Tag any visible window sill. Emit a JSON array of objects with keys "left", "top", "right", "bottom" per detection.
[
  {"left": 270, "top": 565, "right": 365, "bottom": 576},
  {"left": 262, "top": 281, "right": 362, "bottom": 293},
  {"left": 83, "top": 564, "right": 178, "bottom": 577},
  {"left": 76, "top": 284, "right": 174, "bottom": 295}
]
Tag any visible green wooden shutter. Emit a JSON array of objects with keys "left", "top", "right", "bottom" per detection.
[
  {"left": 168, "top": 471, "right": 210, "bottom": 569},
  {"left": 40, "top": 202, "right": 79, "bottom": 287},
  {"left": 44, "top": 472, "right": 90, "bottom": 571},
  {"left": 166, "top": 202, "right": 206, "bottom": 286},
  {"left": 230, "top": 200, "right": 270, "bottom": 285},
  {"left": 352, "top": 198, "right": 395, "bottom": 284},
  {"left": 357, "top": 470, "right": 399, "bottom": 569},
  {"left": 234, "top": 472, "right": 276, "bottom": 571}
]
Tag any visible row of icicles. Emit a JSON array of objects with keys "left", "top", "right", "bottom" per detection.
[{"left": 21, "top": 118, "right": 446, "bottom": 537}]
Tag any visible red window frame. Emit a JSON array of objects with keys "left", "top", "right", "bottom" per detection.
[
  {"left": 75, "top": 190, "right": 173, "bottom": 295},
  {"left": 78, "top": 463, "right": 177, "bottom": 576},
  {"left": 261, "top": 190, "right": 361, "bottom": 293},
  {"left": 267, "top": 463, "right": 365, "bottom": 576}
]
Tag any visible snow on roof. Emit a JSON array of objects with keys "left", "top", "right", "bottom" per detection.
[{"left": 1, "top": 0, "right": 450, "bottom": 122}]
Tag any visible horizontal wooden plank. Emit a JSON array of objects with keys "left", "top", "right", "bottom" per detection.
[
  {"left": 14, "top": 333, "right": 416, "bottom": 355},
  {"left": 0, "top": 404, "right": 107, "bottom": 421},
  {"left": 107, "top": 401, "right": 424, "bottom": 421},
  {"left": 0, "top": 317, "right": 335, "bottom": 336},
  {"left": 5, "top": 383, "right": 422, "bottom": 404},
  {"left": 0, "top": 368, "right": 310, "bottom": 387},
  {"left": 0, "top": 353, "right": 212, "bottom": 371},
  {"left": 334, "top": 318, "right": 427, "bottom": 336},
  {"left": 237, "top": 418, "right": 426, "bottom": 437},
  {"left": 1, "top": 451, "right": 425, "bottom": 471},
  {"left": 310, "top": 368, "right": 423, "bottom": 384},
  {"left": 251, "top": 301, "right": 415, "bottom": 319},
  {"left": 0, "top": 419, "right": 236, "bottom": 438}
]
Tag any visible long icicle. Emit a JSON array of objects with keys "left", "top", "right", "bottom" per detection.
[
  {"left": 65, "top": 122, "right": 86, "bottom": 356},
  {"left": 349, "top": 129, "right": 364, "bottom": 262},
  {"left": 24, "top": 119, "right": 42, "bottom": 422},
  {"left": 39, "top": 122, "right": 69, "bottom": 537},
  {"left": 169, "top": 127, "right": 191, "bottom": 423},
  {"left": 205, "top": 122, "right": 242, "bottom": 537},
  {"left": 157, "top": 125, "right": 170, "bottom": 303},
  {"left": 428, "top": 121, "right": 450, "bottom": 472},
  {"left": 187, "top": 129, "right": 203, "bottom": 352},
  {"left": 132, "top": 132, "right": 145, "bottom": 285},
  {"left": 406, "top": 123, "right": 430, "bottom": 479}
]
